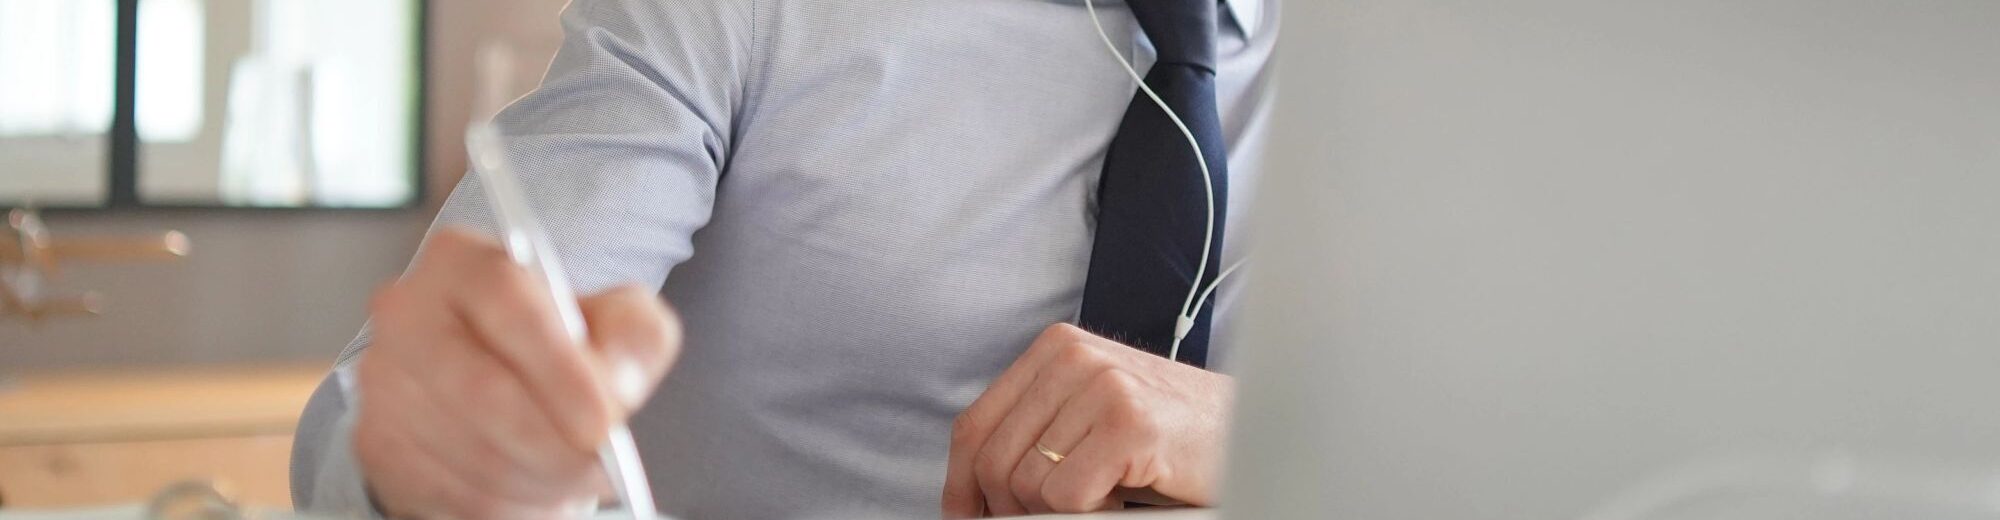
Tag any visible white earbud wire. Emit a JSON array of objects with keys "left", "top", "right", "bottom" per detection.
[
  {"left": 1084, "top": 0, "right": 1226, "bottom": 362},
  {"left": 1192, "top": 258, "right": 1248, "bottom": 321}
]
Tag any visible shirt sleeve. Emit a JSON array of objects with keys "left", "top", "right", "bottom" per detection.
[{"left": 291, "top": 0, "right": 754, "bottom": 514}]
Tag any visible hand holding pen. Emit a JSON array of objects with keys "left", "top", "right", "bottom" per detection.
[{"left": 346, "top": 127, "right": 680, "bottom": 519}]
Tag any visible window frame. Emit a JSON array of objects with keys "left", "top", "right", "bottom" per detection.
[{"left": 4, "top": 0, "right": 430, "bottom": 211}]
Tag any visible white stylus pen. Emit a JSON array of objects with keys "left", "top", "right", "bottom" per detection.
[{"left": 467, "top": 123, "right": 658, "bottom": 520}]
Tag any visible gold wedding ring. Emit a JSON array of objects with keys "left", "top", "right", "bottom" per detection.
[{"left": 1034, "top": 443, "right": 1067, "bottom": 464}]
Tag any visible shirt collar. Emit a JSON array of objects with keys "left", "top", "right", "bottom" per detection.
[{"left": 1224, "top": 0, "right": 1262, "bottom": 39}]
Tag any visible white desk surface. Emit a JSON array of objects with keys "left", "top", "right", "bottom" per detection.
[
  {"left": 0, "top": 506, "right": 1215, "bottom": 520},
  {"left": 1006, "top": 509, "right": 1213, "bottom": 520}
]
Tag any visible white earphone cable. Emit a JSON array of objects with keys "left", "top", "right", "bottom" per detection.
[
  {"left": 1192, "top": 258, "right": 1247, "bottom": 321},
  {"left": 1172, "top": 257, "right": 1248, "bottom": 353},
  {"left": 1084, "top": 0, "right": 1224, "bottom": 362}
]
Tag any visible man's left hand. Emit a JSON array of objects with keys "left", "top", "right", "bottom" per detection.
[{"left": 942, "top": 323, "right": 1235, "bottom": 518}]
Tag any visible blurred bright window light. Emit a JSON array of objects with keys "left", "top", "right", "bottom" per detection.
[
  {"left": 136, "top": 0, "right": 205, "bottom": 143},
  {"left": 138, "top": 0, "right": 418, "bottom": 208},
  {"left": 0, "top": 0, "right": 114, "bottom": 137},
  {"left": 212, "top": 0, "right": 415, "bottom": 207},
  {"left": 0, "top": 0, "right": 205, "bottom": 141}
]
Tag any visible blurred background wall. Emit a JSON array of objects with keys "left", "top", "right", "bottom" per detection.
[{"left": 0, "top": 0, "right": 568, "bottom": 368}]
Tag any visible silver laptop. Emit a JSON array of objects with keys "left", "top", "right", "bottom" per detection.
[{"left": 1224, "top": 1, "right": 2000, "bottom": 519}]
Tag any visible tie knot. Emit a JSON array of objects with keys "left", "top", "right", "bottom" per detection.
[{"left": 1126, "top": 0, "right": 1220, "bottom": 73}]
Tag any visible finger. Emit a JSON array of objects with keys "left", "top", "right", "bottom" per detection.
[
  {"left": 404, "top": 227, "right": 511, "bottom": 294},
  {"left": 380, "top": 340, "right": 596, "bottom": 505},
  {"left": 980, "top": 323, "right": 1095, "bottom": 418},
  {"left": 940, "top": 465, "right": 985, "bottom": 519},
  {"left": 409, "top": 334, "right": 601, "bottom": 496},
  {"left": 419, "top": 229, "right": 616, "bottom": 442},
  {"left": 384, "top": 423, "right": 573, "bottom": 520},
  {"left": 1019, "top": 386, "right": 1101, "bottom": 515},
  {"left": 446, "top": 249, "right": 617, "bottom": 453},
  {"left": 359, "top": 350, "right": 557, "bottom": 518},
  {"left": 578, "top": 285, "right": 682, "bottom": 412},
  {"left": 405, "top": 227, "right": 484, "bottom": 269},
  {"left": 984, "top": 346, "right": 1112, "bottom": 514},
  {"left": 370, "top": 274, "right": 603, "bottom": 501},
  {"left": 969, "top": 335, "right": 1081, "bottom": 517},
  {"left": 1038, "top": 428, "right": 1133, "bottom": 514},
  {"left": 943, "top": 323, "right": 1094, "bottom": 517},
  {"left": 975, "top": 445, "right": 1027, "bottom": 516},
  {"left": 1037, "top": 371, "right": 1151, "bottom": 514},
  {"left": 1032, "top": 374, "right": 1100, "bottom": 461},
  {"left": 1008, "top": 442, "right": 1058, "bottom": 515},
  {"left": 357, "top": 400, "right": 494, "bottom": 520}
]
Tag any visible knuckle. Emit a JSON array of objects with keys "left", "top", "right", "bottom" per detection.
[
  {"left": 559, "top": 363, "right": 616, "bottom": 420},
  {"left": 1045, "top": 487, "right": 1093, "bottom": 513},
  {"left": 581, "top": 387, "right": 616, "bottom": 426},
  {"left": 486, "top": 292, "right": 547, "bottom": 331},
  {"left": 1107, "top": 403, "right": 1162, "bottom": 444},
  {"left": 437, "top": 227, "right": 502, "bottom": 254},
  {"left": 458, "top": 367, "right": 512, "bottom": 401},
  {"left": 1102, "top": 398, "right": 1140, "bottom": 429},
  {"left": 1132, "top": 417, "right": 1165, "bottom": 446},
  {"left": 585, "top": 286, "right": 644, "bottom": 313},
  {"left": 1008, "top": 468, "right": 1041, "bottom": 505},
  {"left": 517, "top": 420, "right": 588, "bottom": 473},
  {"left": 951, "top": 411, "right": 984, "bottom": 442},
  {"left": 1041, "top": 322, "right": 1085, "bottom": 343},
  {"left": 648, "top": 302, "right": 684, "bottom": 345},
  {"left": 367, "top": 291, "right": 426, "bottom": 338},
  {"left": 1055, "top": 340, "right": 1108, "bottom": 368},
  {"left": 612, "top": 303, "right": 678, "bottom": 349},
  {"left": 606, "top": 284, "right": 658, "bottom": 304},
  {"left": 354, "top": 356, "right": 405, "bottom": 404},
  {"left": 562, "top": 348, "right": 610, "bottom": 391},
  {"left": 941, "top": 485, "right": 981, "bottom": 508},
  {"left": 478, "top": 257, "right": 534, "bottom": 294},
  {"left": 354, "top": 352, "right": 386, "bottom": 384},
  {"left": 1096, "top": 376, "right": 1160, "bottom": 428},
  {"left": 367, "top": 282, "right": 407, "bottom": 315},
  {"left": 972, "top": 447, "right": 1009, "bottom": 484},
  {"left": 423, "top": 228, "right": 475, "bottom": 258},
  {"left": 423, "top": 229, "right": 497, "bottom": 269},
  {"left": 1044, "top": 322, "right": 1081, "bottom": 337},
  {"left": 352, "top": 423, "right": 390, "bottom": 463},
  {"left": 432, "top": 227, "right": 482, "bottom": 247},
  {"left": 1093, "top": 368, "right": 1142, "bottom": 399},
  {"left": 656, "top": 319, "right": 684, "bottom": 355}
]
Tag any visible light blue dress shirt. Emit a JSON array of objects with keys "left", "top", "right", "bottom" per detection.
[{"left": 292, "top": 0, "right": 1278, "bottom": 518}]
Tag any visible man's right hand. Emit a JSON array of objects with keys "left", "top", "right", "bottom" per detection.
[{"left": 353, "top": 228, "right": 683, "bottom": 519}]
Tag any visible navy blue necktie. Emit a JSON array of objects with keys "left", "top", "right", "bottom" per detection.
[{"left": 1077, "top": 0, "right": 1228, "bottom": 368}]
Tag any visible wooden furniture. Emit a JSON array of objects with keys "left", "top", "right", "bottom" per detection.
[
  {"left": 0, "top": 366, "right": 326, "bottom": 509},
  {"left": 2, "top": 208, "right": 192, "bottom": 323}
]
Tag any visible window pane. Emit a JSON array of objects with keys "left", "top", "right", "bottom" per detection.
[
  {"left": 137, "top": 0, "right": 420, "bottom": 208},
  {"left": 136, "top": 0, "right": 204, "bottom": 143},
  {"left": 0, "top": 0, "right": 114, "bottom": 206}
]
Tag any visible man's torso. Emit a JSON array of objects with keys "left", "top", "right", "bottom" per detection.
[{"left": 627, "top": 2, "right": 1276, "bottom": 517}]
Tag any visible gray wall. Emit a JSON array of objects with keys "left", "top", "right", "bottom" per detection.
[
  {"left": 1226, "top": 1, "right": 2000, "bottom": 519},
  {"left": 0, "top": 0, "right": 567, "bottom": 369}
]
